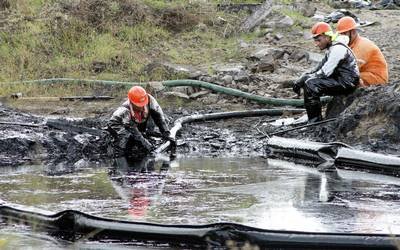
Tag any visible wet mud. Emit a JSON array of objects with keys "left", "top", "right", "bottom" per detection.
[
  {"left": 0, "top": 105, "right": 110, "bottom": 167},
  {"left": 308, "top": 83, "right": 400, "bottom": 154},
  {"left": 1, "top": 83, "right": 400, "bottom": 167}
]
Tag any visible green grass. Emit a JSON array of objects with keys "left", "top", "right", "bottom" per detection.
[
  {"left": 214, "top": 0, "right": 264, "bottom": 3},
  {"left": 0, "top": 0, "right": 262, "bottom": 94}
]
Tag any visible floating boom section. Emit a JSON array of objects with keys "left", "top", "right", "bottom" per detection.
[
  {"left": 267, "top": 137, "right": 400, "bottom": 176},
  {"left": 266, "top": 136, "right": 336, "bottom": 164},
  {"left": 0, "top": 205, "right": 399, "bottom": 249},
  {"left": 336, "top": 148, "right": 400, "bottom": 176}
]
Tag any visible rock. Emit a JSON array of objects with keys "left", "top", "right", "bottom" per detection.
[
  {"left": 147, "top": 81, "right": 165, "bottom": 92},
  {"left": 260, "top": 21, "right": 276, "bottom": 29},
  {"left": 294, "top": 2, "right": 316, "bottom": 17},
  {"left": 248, "top": 47, "right": 286, "bottom": 61},
  {"left": 212, "top": 63, "right": 246, "bottom": 75},
  {"left": 189, "top": 90, "right": 209, "bottom": 99},
  {"left": 217, "top": 3, "right": 260, "bottom": 13},
  {"left": 210, "top": 143, "right": 222, "bottom": 149},
  {"left": 240, "top": 0, "right": 273, "bottom": 32},
  {"left": 221, "top": 75, "right": 233, "bottom": 85},
  {"left": 277, "top": 79, "right": 294, "bottom": 88},
  {"left": 311, "top": 14, "right": 325, "bottom": 22},
  {"left": 250, "top": 55, "right": 275, "bottom": 73},
  {"left": 233, "top": 71, "right": 250, "bottom": 82},
  {"left": 248, "top": 84, "right": 258, "bottom": 93},
  {"left": 196, "top": 22, "right": 207, "bottom": 32},
  {"left": 189, "top": 70, "right": 204, "bottom": 79},
  {"left": 276, "top": 16, "right": 294, "bottom": 28},
  {"left": 163, "top": 91, "right": 190, "bottom": 100},
  {"left": 274, "top": 33, "right": 284, "bottom": 40},
  {"left": 91, "top": 61, "right": 107, "bottom": 73},
  {"left": 144, "top": 62, "right": 193, "bottom": 78},
  {"left": 199, "top": 75, "right": 217, "bottom": 83},
  {"left": 73, "top": 159, "right": 90, "bottom": 168},
  {"left": 239, "top": 39, "right": 250, "bottom": 48},
  {"left": 199, "top": 93, "right": 219, "bottom": 105},
  {"left": 289, "top": 49, "right": 308, "bottom": 62}
]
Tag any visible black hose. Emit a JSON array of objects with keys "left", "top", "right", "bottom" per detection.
[
  {"left": 155, "top": 108, "right": 305, "bottom": 153},
  {"left": 260, "top": 118, "right": 338, "bottom": 138}
]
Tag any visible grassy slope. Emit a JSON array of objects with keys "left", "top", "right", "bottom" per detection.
[
  {"left": 0, "top": 0, "right": 316, "bottom": 99},
  {"left": 0, "top": 0, "right": 264, "bottom": 84}
]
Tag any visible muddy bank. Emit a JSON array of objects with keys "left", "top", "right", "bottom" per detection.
[
  {"left": 1, "top": 82, "right": 399, "bottom": 167},
  {"left": 0, "top": 103, "right": 271, "bottom": 167},
  {"left": 281, "top": 82, "right": 400, "bottom": 154},
  {"left": 0, "top": 105, "right": 110, "bottom": 167}
]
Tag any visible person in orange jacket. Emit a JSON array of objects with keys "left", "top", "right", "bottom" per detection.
[{"left": 336, "top": 16, "right": 388, "bottom": 87}]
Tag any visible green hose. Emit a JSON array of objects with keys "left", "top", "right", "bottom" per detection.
[
  {"left": 1, "top": 78, "right": 332, "bottom": 107},
  {"left": 163, "top": 79, "right": 331, "bottom": 107}
]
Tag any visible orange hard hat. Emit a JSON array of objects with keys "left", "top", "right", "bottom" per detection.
[
  {"left": 311, "top": 22, "right": 332, "bottom": 38},
  {"left": 128, "top": 86, "right": 149, "bottom": 107},
  {"left": 336, "top": 16, "right": 359, "bottom": 33}
]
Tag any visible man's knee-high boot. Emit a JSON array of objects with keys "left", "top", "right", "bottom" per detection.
[{"left": 304, "top": 98, "right": 322, "bottom": 123}]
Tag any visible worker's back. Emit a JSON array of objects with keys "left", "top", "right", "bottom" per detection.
[{"left": 350, "top": 35, "right": 388, "bottom": 86}]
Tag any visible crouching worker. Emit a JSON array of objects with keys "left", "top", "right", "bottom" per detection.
[
  {"left": 293, "top": 22, "right": 360, "bottom": 122},
  {"left": 108, "top": 86, "right": 174, "bottom": 158}
]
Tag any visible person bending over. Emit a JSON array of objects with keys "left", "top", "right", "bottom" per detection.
[{"left": 109, "top": 86, "right": 174, "bottom": 157}]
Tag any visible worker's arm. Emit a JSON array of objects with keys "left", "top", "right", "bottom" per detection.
[
  {"left": 109, "top": 107, "right": 154, "bottom": 152},
  {"left": 127, "top": 123, "right": 155, "bottom": 152},
  {"left": 148, "top": 95, "right": 169, "bottom": 135}
]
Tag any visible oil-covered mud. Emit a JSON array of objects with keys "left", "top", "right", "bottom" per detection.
[
  {"left": 0, "top": 103, "right": 271, "bottom": 167},
  {"left": 279, "top": 83, "right": 400, "bottom": 154},
  {"left": 0, "top": 105, "right": 110, "bottom": 167},
  {"left": 1, "top": 83, "right": 400, "bottom": 167}
]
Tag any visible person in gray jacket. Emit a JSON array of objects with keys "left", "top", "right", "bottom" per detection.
[
  {"left": 293, "top": 22, "right": 359, "bottom": 122},
  {"left": 108, "top": 86, "right": 173, "bottom": 157}
]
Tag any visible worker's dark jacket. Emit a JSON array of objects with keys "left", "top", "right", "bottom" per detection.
[
  {"left": 307, "top": 40, "right": 360, "bottom": 90},
  {"left": 108, "top": 95, "right": 168, "bottom": 156}
]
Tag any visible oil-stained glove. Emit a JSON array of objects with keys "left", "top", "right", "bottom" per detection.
[
  {"left": 295, "top": 73, "right": 310, "bottom": 86},
  {"left": 292, "top": 82, "right": 301, "bottom": 96},
  {"left": 162, "top": 131, "right": 176, "bottom": 147},
  {"left": 142, "top": 139, "right": 156, "bottom": 153},
  {"left": 293, "top": 73, "right": 309, "bottom": 95}
]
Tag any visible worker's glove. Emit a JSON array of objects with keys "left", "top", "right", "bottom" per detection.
[
  {"left": 162, "top": 131, "right": 176, "bottom": 147},
  {"left": 292, "top": 82, "right": 301, "bottom": 96},
  {"left": 295, "top": 73, "right": 310, "bottom": 86},
  {"left": 293, "top": 73, "right": 309, "bottom": 96},
  {"left": 142, "top": 139, "right": 156, "bottom": 153}
]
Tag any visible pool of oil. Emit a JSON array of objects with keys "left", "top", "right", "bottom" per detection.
[{"left": 1, "top": 156, "right": 400, "bottom": 248}]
